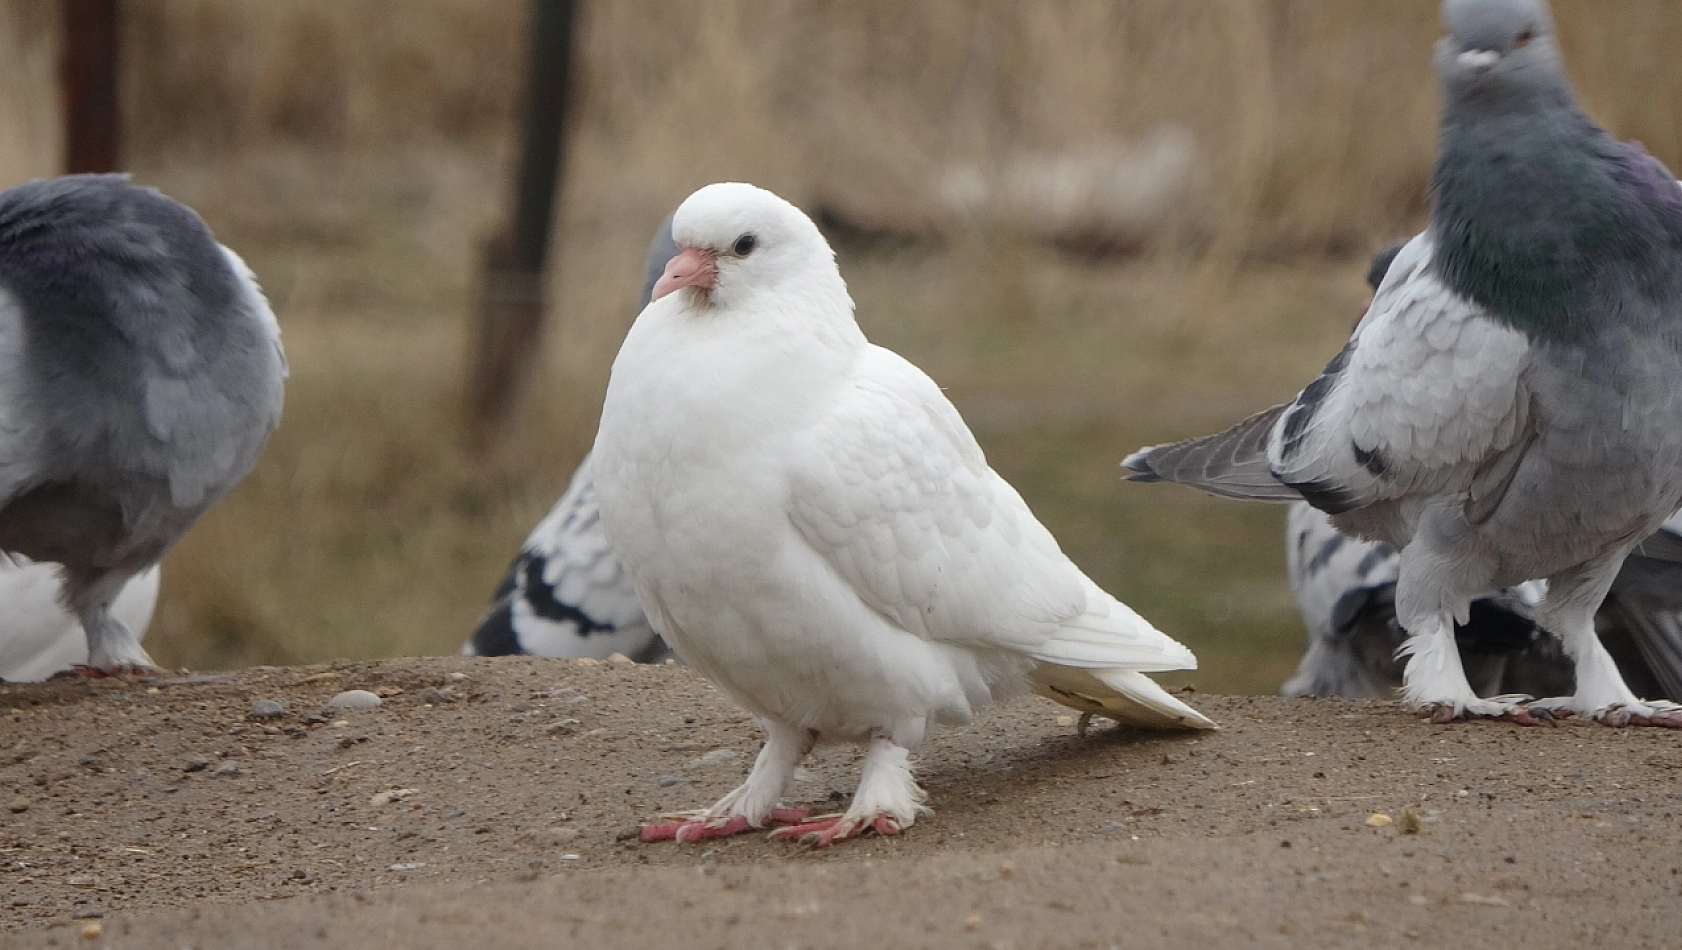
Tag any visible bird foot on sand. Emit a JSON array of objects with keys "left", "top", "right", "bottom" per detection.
[
  {"left": 767, "top": 813, "right": 901, "bottom": 848},
  {"left": 1529, "top": 699, "right": 1682, "bottom": 728},
  {"left": 58, "top": 664, "right": 160, "bottom": 681},
  {"left": 1425, "top": 700, "right": 1552, "bottom": 726},
  {"left": 639, "top": 807, "right": 810, "bottom": 843}
]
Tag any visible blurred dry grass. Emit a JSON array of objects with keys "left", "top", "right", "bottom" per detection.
[{"left": 2, "top": 1, "right": 1680, "bottom": 692}]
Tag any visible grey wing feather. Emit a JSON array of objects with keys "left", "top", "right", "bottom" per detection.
[{"left": 1122, "top": 404, "right": 1299, "bottom": 501}]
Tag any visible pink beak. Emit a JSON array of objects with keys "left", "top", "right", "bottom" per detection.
[{"left": 652, "top": 246, "right": 718, "bottom": 300}]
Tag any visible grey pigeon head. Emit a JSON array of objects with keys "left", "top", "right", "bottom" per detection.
[
  {"left": 1439, "top": 0, "right": 1567, "bottom": 105},
  {"left": 1435, "top": 0, "right": 1569, "bottom": 107}
]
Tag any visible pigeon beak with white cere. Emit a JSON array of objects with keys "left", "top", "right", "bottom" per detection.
[
  {"left": 651, "top": 245, "right": 718, "bottom": 300},
  {"left": 1457, "top": 49, "right": 1502, "bottom": 71}
]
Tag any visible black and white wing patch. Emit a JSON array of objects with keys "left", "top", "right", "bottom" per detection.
[{"left": 464, "top": 453, "right": 667, "bottom": 663}]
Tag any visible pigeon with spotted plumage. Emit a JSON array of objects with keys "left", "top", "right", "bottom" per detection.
[
  {"left": 463, "top": 216, "right": 678, "bottom": 664},
  {"left": 1126, "top": 0, "right": 1682, "bottom": 727},
  {"left": 595, "top": 182, "right": 1211, "bottom": 847}
]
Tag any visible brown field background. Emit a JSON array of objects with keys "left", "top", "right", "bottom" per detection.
[{"left": 1, "top": 1, "right": 1678, "bottom": 693}]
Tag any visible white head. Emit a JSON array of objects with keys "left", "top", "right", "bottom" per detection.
[
  {"left": 652, "top": 183, "right": 845, "bottom": 312},
  {"left": 1435, "top": 0, "right": 1570, "bottom": 106}
]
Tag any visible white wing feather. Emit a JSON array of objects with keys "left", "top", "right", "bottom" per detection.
[{"left": 787, "top": 346, "right": 1196, "bottom": 674}]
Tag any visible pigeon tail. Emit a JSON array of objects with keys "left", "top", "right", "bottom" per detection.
[
  {"left": 1122, "top": 405, "right": 1301, "bottom": 503},
  {"left": 1029, "top": 665, "right": 1215, "bottom": 730},
  {"left": 1024, "top": 576, "right": 1215, "bottom": 730}
]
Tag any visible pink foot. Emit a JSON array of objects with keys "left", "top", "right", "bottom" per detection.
[
  {"left": 1600, "top": 706, "right": 1682, "bottom": 729},
  {"left": 58, "top": 665, "right": 158, "bottom": 681},
  {"left": 639, "top": 807, "right": 809, "bottom": 843},
  {"left": 1426, "top": 704, "right": 1551, "bottom": 726},
  {"left": 767, "top": 813, "right": 901, "bottom": 848}
]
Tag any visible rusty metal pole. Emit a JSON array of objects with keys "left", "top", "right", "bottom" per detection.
[
  {"left": 465, "top": 0, "right": 578, "bottom": 443},
  {"left": 61, "top": 0, "right": 123, "bottom": 174}
]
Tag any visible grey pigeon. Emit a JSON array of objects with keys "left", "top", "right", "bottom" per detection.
[
  {"left": 1286, "top": 246, "right": 1682, "bottom": 702},
  {"left": 463, "top": 214, "right": 677, "bottom": 663},
  {"left": 1125, "top": 0, "right": 1682, "bottom": 726},
  {"left": 0, "top": 175, "right": 286, "bottom": 673}
]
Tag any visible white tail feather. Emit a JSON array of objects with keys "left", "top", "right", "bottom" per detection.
[{"left": 1029, "top": 664, "right": 1217, "bottom": 731}]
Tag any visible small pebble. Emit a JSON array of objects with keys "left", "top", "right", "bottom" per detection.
[
  {"left": 658, "top": 776, "right": 690, "bottom": 787},
  {"left": 182, "top": 755, "right": 212, "bottom": 773},
  {"left": 71, "top": 907, "right": 104, "bottom": 920},
  {"left": 607, "top": 653, "right": 634, "bottom": 665},
  {"left": 1365, "top": 812, "right": 1393, "bottom": 828},
  {"left": 370, "top": 788, "right": 419, "bottom": 807},
  {"left": 515, "top": 827, "right": 580, "bottom": 848},
  {"left": 211, "top": 761, "right": 242, "bottom": 777},
  {"left": 446, "top": 672, "right": 468, "bottom": 682},
  {"left": 7, "top": 795, "right": 29, "bottom": 813},
  {"left": 80, "top": 921, "right": 102, "bottom": 940},
  {"left": 327, "top": 690, "right": 382, "bottom": 710},
  {"left": 250, "top": 699, "right": 286, "bottom": 720},
  {"left": 686, "top": 749, "right": 739, "bottom": 770},
  {"left": 1094, "top": 821, "right": 1127, "bottom": 835},
  {"left": 417, "top": 687, "right": 449, "bottom": 705}
]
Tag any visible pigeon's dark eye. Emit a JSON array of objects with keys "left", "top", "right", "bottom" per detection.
[
  {"left": 1515, "top": 28, "right": 1533, "bottom": 48},
  {"left": 733, "top": 234, "right": 757, "bottom": 256}
]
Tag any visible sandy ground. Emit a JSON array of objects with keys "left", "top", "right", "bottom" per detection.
[{"left": 2, "top": 657, "right": 1681, "bottom": 949}]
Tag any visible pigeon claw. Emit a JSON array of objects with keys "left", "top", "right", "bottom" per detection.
[
  {"left": 1425, "top": 702, "right": 1548, "bottom": 726},
  {"left": 60, "top": 664, "right": 159, "bottom": 681},
  {"left": 767, "top": 813, "right": 901, "bottom": 848},
  {"left": 639, "top": 807, "right": 810, "bottom": 844},
  {"left": 1598, "top": 704, "right": 1682, "bottom": 729}
]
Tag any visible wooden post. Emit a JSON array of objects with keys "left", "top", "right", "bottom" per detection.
[
  {"left": 465, "top": 0, "right": 578, "bottom": 443},
  {"left": 61, "top": 0, "right": 122, "bottom": 174}
]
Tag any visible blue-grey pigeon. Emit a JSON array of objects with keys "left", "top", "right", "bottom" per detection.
[
  {"left": 0, "top": 175, "right": 286, "bottom": 674},
  {"left": 1285, "top": 246, "right": 1682, "bottom": 703},
  {"left": 462, "top": 214, "right": 677, "bottom": 663},
  {"left": 1125, "top": 0, "right": 1682, "bottom": 726}
]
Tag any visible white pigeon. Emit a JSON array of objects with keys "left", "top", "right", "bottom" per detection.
[
  {"left": 0, "top": 563, "right": 159, "bottom": 682},
  {"left": 592, "top": 182, "right": 1212, "bottom": 847}
]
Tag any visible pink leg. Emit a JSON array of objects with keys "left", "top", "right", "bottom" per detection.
[
  {"left": 639, "top": 807, "right": 809, "bottom": 843},
  {"left": 767, "top": 813, "right": 901, "bottom": 848}
]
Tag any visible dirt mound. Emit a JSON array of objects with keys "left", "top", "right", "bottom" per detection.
[{"left": 3, "top": 657, "right": 1679, "bottom": 947}]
